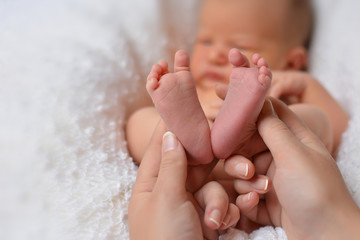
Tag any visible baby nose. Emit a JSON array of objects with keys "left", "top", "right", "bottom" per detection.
[{"left": 209, "top": 45, "right": 228, "bottom": 65}]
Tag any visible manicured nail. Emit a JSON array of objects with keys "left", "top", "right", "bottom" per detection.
[
  {"left": 253, "top": 177, "right": 269, "bottom": 191},
  {"left": 222, "top": 213, "right": 231, "bottom": 227},
  {"left": 264, "top": 178, "right": 269, "bottom": 191},
  {"left": 163, "top": 131, "right": 178, "bottom": 152},
  {"left": 209, "top": 209, "right": 221, "bottom": 228},
  {"left": 247, "top": 192, "right": 253, "bottom": 201},
  {"left": 235, "top": 163, "right": 249, "bottom": 177},
  {"left": 266, "top": 98, "right": 277, "bottom": 117},
  {"left": 240, "top": 192, "right": 253, "bottom": 203}
]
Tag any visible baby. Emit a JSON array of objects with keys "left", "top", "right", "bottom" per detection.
[
  {"left": 126, "top": 0, "right": 349, "bottom": 228},
  {"left": 127, "top": 0, "right": 348, "bottom": 163}
]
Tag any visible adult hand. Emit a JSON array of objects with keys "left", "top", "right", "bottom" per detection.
[
  {"left": 229, "top": 98, "right": 360, "bottom": 239},
  {"left": 129, "top": 130, "right": 239, "bottom": 240}
]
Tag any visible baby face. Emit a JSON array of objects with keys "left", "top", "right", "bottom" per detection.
[{"left": 191, "top": 0, "right": 293, "bottom": 98}]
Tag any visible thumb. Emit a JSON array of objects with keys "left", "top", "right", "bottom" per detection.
[
  {"left": 154, "top": 131, "right": 188, "bottom": 195},
  {"left": 257, "top": 99, "right": 307, "bottom": 166}
]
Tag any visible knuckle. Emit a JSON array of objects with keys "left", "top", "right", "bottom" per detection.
[{"left": 161, "top": 152, "right": 184, "bottom": 169}]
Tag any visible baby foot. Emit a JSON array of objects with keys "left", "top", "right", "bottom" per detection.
[
  {"left": 147, "top": 50, "right": 213, "bottom": 165},
  {"left": 211, "top": 48, "right": 272, "bottom": 159}
]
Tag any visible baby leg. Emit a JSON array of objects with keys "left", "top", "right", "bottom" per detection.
[
  {"left": 211, "top": 49, "right": 272, "bottom": 159},
  {"left": 147, "top": 50, "right": 213, "bottom": 164}
]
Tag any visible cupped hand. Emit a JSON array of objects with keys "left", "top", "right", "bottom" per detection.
[
  {"left": 129, "top": 130, "right": 240, "bottom": 240},
  {"left": 229, "top": 98, "right": 360, "bottom": 239}
]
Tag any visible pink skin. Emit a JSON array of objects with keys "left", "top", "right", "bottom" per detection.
[
  {"left": 211, "top": 48, "right": 272, "bottom": 159},
  {"left": 146, "top": 50, "right": 213, "bottom": 165}
]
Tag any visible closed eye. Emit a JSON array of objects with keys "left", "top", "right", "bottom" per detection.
[
  {"left": 198, "top": 38, "right": 213, "bottom": 46},
  {"left": 229, "top": 43, "right": 246, "bottom": 51}
]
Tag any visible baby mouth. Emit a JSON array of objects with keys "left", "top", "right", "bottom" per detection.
[{"left": 203, "top": 72, "right": 224, "bottom": 82}]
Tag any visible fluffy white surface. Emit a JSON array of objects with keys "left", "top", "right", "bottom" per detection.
[{"left": 0, "top": 0, "right": 359, "bottom": 239}]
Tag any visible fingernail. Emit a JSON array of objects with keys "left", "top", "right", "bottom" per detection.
[
  {"left": 163, "top": 131, "right": 178, "bottom": 152},
  {"left": 247, "top": 192, "right": 253, "bottom": 201},
  {"left": 261, "top": 98, "right": 276, "bottom": 119},
  {"left": 209, "top": 209, "right": 221, "bottom": 228},
  {"left": 222, "top": 213, "right": 231, "bottom": 227},
  {"left": 253, "top": 177, "right": 269, "bottom": 191},
  {"left": 266, "top": 98, "right": 277, "bottom": 117},
  {"left": 264, "top": 178, "right": 269, "bottom": 191},
  {"left": 240, "top": 192, "right": 253, "bottom": 203},
  {"left": 235, "top": 163, "right": 249, "bottom": 177}
]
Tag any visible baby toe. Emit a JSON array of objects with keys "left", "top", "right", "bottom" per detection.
[
  {"left": 158, "top": 60, "right": 169, "bottom": 74},
  {"left": 256, "top": 57, "right": 270, "bottom": 68},
  {"left": 259, "top": 66, "right": 272, "bottom": 78},
  {"left": 174, "top": 50, "right": 190, "bottom": 72},
  {"left": 229, "top": 48, "right": 250, "bottom": 68}
]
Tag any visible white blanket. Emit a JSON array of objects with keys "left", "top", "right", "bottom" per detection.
[{"left": 1, "top": 0, "right": 359, "bottom": 239}]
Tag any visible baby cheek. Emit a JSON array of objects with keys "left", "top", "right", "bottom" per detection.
[{"left": 190, "top": 60, "right": 201, "bottom": 80}]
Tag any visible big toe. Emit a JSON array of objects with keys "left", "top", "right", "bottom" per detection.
[
  {"left": 174, "top": 50, "right": 190, "bottom": 72},
  {"left": 228, "top": 48, "right": 250, "bottom": 68}
]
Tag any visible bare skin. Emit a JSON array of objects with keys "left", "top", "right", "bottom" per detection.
[
  {"left": 227, "top": 99, "right": 360, "bottom": 239},
  {"left": 126, "top": 6, "right": 349, "bottom": 234},
  {"left": 146, "top": 50, "right": 213, "bottom": 165},
  {"left": 130, "top": 98, "right": 360, "bottom": 240},
  {"left": 211, "top": 48, "right": 272, "bottom": 159},
  {"left": 146, "top": 48, "right": 272, "bottom": 164},
  {"left": 127, "top": 48, "right": 338, "bottom": 180},
  {"left": 126, "top": 0, "right": 348, "bottom": 168},
  {"left": 125, "top": 1, "right": 351, "bottom": 237},
  {"left": 129, "top": 130, "right": 241, "bottom": 240}
]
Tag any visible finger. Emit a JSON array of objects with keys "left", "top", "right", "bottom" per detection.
[
  {"left": 257, "top": 98, "right": 303, "bottom": 166},
  {"left": 219, "top": 203, "right": 240, "bottom": 230},
  {"left": 234, "top": 175, "right": 271, "bottom": 195},
  {"left": 236, "top": 192, "right": 272, "bottom": 226},
  {"left": 154, "top": 131, "right": 187, "bottom": 196},
  {"left": 223, "top": 155, "right": 255, "bottom": 180},
  {"left": 174, "top": 50, "right": 191, "bottom": 72},
  {"left": 270, "top": 97, "right": 325, "bottom": 150},
  {"left": 132, "top": 120, "right": 167, "bottom": 194},
  {"left": 188, "top": 193, "right": 219, "bottom": 240},
  {"left": 258, "top": 98, "right": 326, "bottom": 166},
  {"left": 236, "top": 192, "right": 259, "bottom": 213},
  {"left": 195, "top": 181, "right": 232, "bottom": 230},
  {"left": 253, "top": 151, "right": 273, "bottom": 175},
  {"left": 186, "top": 159, "right": 219, "bottom": 193},
  {"left": 158, "top": 60, "right": 169, "bottom": 74}
]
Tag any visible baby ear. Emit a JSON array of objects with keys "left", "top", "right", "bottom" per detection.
[{"left": 285, "top": 47, "right": 307, "bottom": 71}]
